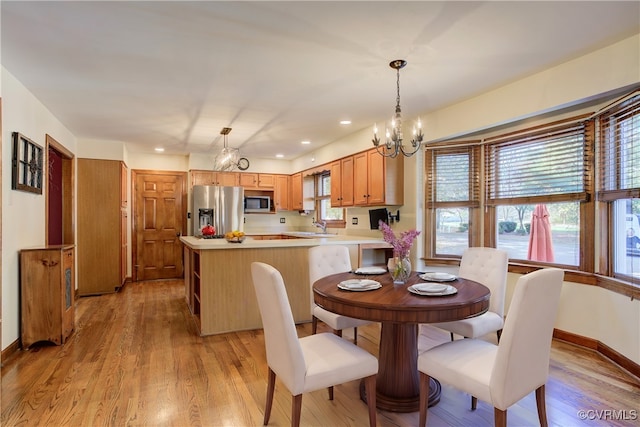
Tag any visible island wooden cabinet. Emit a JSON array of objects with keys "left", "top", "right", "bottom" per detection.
[
  {"left": 20, "top": 245, "right": 75, "bottom": 348},
  {"left": 78, "top": 159, "right": 128, "bottom": 295},
  {"left": 354, "top": 148, "right": 404, "bottom": 206}
]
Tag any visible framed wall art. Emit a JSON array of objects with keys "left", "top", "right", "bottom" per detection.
[{"left": 12, "top": 132, "right": 44, "bottom": 194}]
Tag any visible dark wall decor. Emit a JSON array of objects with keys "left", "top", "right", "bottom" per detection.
[{"left": 12, "top": 132, "right": 44, "bottom": 194}]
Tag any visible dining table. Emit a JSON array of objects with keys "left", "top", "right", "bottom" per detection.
[{"left": 313, "top": 270, "right": 490, "bottom": 413}]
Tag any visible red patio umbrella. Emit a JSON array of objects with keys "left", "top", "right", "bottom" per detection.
[{"left": 527, "top": 204, "right": 554, "bottom": 262}]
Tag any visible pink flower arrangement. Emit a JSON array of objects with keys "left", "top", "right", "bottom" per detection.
[{"left": 379, "top": 220, "right": 421, "bottom": 258}]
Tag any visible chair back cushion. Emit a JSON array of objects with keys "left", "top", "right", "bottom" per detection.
[
  {"left": 490, "top": 268, "right": 564, "bottom": 409},
  {"left": 459, "top": 247, "right": 509, "bottom": 316},
  {"left": 308, "top": 245, "right": 352, "bottom": 309},
  {"left": 251, "top": 262, "right": 307, "bottom": 393}
]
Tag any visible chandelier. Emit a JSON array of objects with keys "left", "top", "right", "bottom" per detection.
[
  {"left": 213, "top": 127, "right": 239, "bottom": 171},
  {"left": 372, "top": 60, "right": 423, "bottom": 158}
]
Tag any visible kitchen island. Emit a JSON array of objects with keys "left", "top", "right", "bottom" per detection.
[{"left": 180, "top": 234, "right": 391, "bottom": 336}]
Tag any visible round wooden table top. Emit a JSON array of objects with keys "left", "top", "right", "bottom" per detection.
[{"left": 313, "top": 270, "right": 490, "bottom": 324}]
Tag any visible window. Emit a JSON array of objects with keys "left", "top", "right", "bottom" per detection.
[
  {"left": 425, "top": 146, "right": 480, "bottom": 257},
  {"left": 485, "top": 118, "right": 593, "bottom": 268},
  {"left": 597, "top": 92, "right": 640, "bottom": 282},
  {"left": 315, "top": 172, "right": 344, "bottom": 226}
]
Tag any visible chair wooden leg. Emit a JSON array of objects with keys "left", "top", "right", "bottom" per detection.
[
  {"left": 335, "top": 329, "right": 342, "bottom": 337},
  {"left": 363, "top": 375, "right": 377, "bottom": 427},
  {"left": 291, "top": 394, "right": 302, "bottom": 427},
  {"left": 494, "top": 407, "right": 507, "bottom": 427},
  {"left": 536, "top": 384, "right": 549, "bottom": 427},
  {"left": 264, "top": 368, "right": 276, "bottom": 425},
  {"left": 328, "top": 386, "right": 334, "bottom": 400},
  {"left": 311, "top": 316, "right": 318, "bottom": 334},
  {"left": 496, "top": 328, "right": 502, "bottom": 342},
  {"left": 353, "top": 327, "right": 358, "bottom": 345},
  {"left": 471, "top": 396, "right": 477, "bottom": 410},
  {"left": 450, "top": 332, "right": 455, "bottom": 341},
  {"left": 419, "top": 372, "right": 430, "bottom": 427}
]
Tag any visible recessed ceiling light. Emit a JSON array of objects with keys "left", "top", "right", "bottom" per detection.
[
  {"left": 301, "top": 140, "right": 311, "bottom": 145},
  {"left": 340, "top": 120, "right": 352, "bottom": 125},
  {"left": 155, "top": 147, "right": 165, "bottom": 152},
  {"left": 276, "top": 154, "right": 284, "bottom": 158}
]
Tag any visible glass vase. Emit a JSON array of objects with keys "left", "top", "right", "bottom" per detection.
[{"left": 388, "top": 254, "right": 412, "bottom": 285}]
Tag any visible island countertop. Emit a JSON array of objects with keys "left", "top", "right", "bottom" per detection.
[{"left": 180, "top": 233, "right": 389, "bottom": 249}]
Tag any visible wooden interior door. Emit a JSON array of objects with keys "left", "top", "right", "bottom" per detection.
[{"left": 132, "top": 170, "right": 187, "bottom": 281}]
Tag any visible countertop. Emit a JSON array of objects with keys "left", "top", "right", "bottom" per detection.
[{"left": 180, "top": 233, "right": 391, "bottom": 249}]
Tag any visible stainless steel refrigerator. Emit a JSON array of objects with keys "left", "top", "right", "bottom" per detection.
[{"left": 192, "top": 185, "right": 244, "bottom": 237}]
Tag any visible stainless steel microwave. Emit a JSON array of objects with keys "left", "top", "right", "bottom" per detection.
[{"left": 244, "top": 195, "right": 271, "bottom": 213}]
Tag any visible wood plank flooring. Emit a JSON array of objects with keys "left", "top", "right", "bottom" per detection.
[{"left": 2, "top": 279, "right": 639, "bottom": 426}]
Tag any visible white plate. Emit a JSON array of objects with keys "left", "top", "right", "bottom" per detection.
[
  {"left": 419, "top": 272, "right": 457, "bottom": 282},
  {"left": 338, "top": 279, "right": 382, "bottom": 291},
  {"left": 354, "top": 266, "right": 387, "bottom": 275},
  {"left": 412, "top": 283, "right": 449, "bottom": 293},
  {"left": 408, "top": 284, "right": 458, "bottom": 297}
]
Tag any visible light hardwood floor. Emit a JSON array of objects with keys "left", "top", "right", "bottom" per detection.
[{"left": 2, "top": 279, "right": 639, "bottom": 426}]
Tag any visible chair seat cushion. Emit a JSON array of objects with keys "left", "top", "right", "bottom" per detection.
[
  {"left": 299, "top": 333, "right": 378, "bottom": 393},
  {"left": 313, "top": 306, "right": 371, "bottom": 330},
  {"left": 432, "top": 311, "right": 504, "bottom": 339},
  {"left": 418, "top": 338, "right": 497, "bottom": 405}
]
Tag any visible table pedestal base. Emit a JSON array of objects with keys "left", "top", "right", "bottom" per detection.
[
  {"left": 360, "top": 377, "right": 440, "bottom": 412},
  {"left": 361, "top": 322, "right": 442, "bottom": 412}
]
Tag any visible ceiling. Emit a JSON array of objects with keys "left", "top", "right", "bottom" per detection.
[{"left": 2, "top": 1, "right": 639, "bottom": 161}]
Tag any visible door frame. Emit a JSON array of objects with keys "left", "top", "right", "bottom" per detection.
[
  {"left": 45, "top": 134, "right": 75, "bottom": 246},
  {"left": 131, "top": 169, "right": 187, "bottom": 282}
]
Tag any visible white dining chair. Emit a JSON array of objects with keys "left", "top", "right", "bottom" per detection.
[
  {"left": 308, "top": 245, "right": 371, "bottom": 344},
  {"left": 432, "top": 247, "right": 508, "bottom": 342},
  {"left": 251, "top": 262, "right": 378, "bottom": 427},
  {"left": 417, "top": 268, "right": 564, "bottom": 427}
]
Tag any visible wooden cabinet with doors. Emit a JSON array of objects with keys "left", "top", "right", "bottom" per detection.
[
  {"left": 290, "top": 172, "right": 303, "bottom": 210},
  {"left": 77, "top": 159, "right": 128, "bottom": 295},
  {"left": 20, "top": 245, "right": 75, "bottom": 348},
  {"left": 239, "top": 172, "right": 275, "bottom": 189},
  {"left": 331, "top": 156, "right": 354, "bottom": 207},
  {"left": 191, "top": 170, "right": 239, "bottom": 187},
  {"left": 354, "top": 148, "right": 404, "bottom": 206},
  {"left": 274, "top": 174, "right": 290, "bottom": 211}
]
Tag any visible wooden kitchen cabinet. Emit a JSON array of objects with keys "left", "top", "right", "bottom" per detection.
[
  {"left": 290, "top": 172, "right": 303, "bottom": 210},
  {"left": 240, "top": 173, "right": 275, "bottom": 189},
  {"left": 354, "top": 148, "right": 404, "bottom": 206},
  {"left": 20, "top": 245, "right": 75, "bottom": 348},
  {"left": 274, "top": 174, "right": 290, "bottom": 211},
  {"left": 77, "top": 159, "right": 128, "bottom": 295},
  {"left": 191, "top": 170, "right": 239, "bottom": 187},
  {"left": 330, "top": 156, "right": 354, "bottom": 207}
]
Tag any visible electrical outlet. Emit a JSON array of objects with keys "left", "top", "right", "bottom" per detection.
[
  {"left": 280, "top": 218, "right": 286, "bottom": 224},
  {"left": 352, "top": 217, "right": 358, "bottom": 225}
]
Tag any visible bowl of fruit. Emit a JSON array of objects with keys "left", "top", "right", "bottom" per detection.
[{"left": 225, "top": 230, "right": 246, "bottom": 243}]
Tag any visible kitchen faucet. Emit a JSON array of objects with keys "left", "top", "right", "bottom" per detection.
[{"left": 312, "top": 220, "right": 327, "bottom": 234}]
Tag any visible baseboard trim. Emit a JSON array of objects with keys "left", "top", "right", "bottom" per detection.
[
  {"left": 554, "top": 328, "right": 640, "bottom": 379},
  {"left": 1, "top": 339, "right": 21, "bottom": 367}
]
